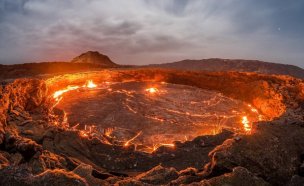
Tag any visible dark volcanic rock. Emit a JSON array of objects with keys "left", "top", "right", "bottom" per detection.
[
  {"left": 0, "top": 166, "right": 33, "bottom": 186},
  {"left": 0, "top": 152, "right": 9, "bottom": 168},
  {"left": 288, "top": 175, "right": 304, "bottom": 186},
  {"left": 197, "top": 166, "right": 270, "bottom": 186},
  {"left": 136, "top": 165, "right": 178, "bottom": 185},
  {"left": 72, "top": 164, "right": 109, "bottom": 186},
  {"left": 204, "top": 122, "right": 304, "bottom": 185},
  {"left": 32, "top": 169, "right": 88, "bottom": 186},
  {"left": 40, "top": 127, "right": 233, "bottom": 172},
  {"left": 0, "top": 166, "right": 89, "bottom": 186},
  {"left": 4, "top": 131, "right": 42, "bottom": 160},
  {"left": 71, "top": 51, "right": 117, "bottom": 67}
]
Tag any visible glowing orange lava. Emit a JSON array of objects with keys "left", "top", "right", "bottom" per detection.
[
  {"left": 242, "top": 116, "right": 251, "bottom": 133},
  {"left": 124, "top": 131, "right": 142, "bottom": 147},
  {"left": 145, "top": 87, "right": 158, "bottom": 94},
  {"left": 79, "top": 130, "right": 88, "bottom": 138},
  {"left": 53, "top": 80, "right": 98, "bottom": 102},
  {"left": 86, "top": 80, "right": 97, "bottom": 88},
  {"left": 150, "top": 143, "right": 175, "bottom": 152},
  {"left": 104, "top": 128, "right": 114, "bottom": 137},
  {"left": 53, "top": 85, "right": 80, "bottom": 101},
  {"left": 248, "top": 104, "right": 263, "bottom": 121}
]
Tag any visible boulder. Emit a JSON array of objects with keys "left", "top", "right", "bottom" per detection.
[
  {"left": 198, "top": 166, "right": 270, "bottom": 186},
  {"left": 136, "top": 165, "right": 178, "bottom": 185}
]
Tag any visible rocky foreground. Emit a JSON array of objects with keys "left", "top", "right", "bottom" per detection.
[{"left": 0, "top": 69, "right": 304, "bottom": 186}]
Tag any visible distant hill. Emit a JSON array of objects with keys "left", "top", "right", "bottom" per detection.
[
  {"left": 0, "top": 62, "right": 114, "bottom": 80},
  {"left": 1, "top": 54, "right": 303, "bottom": 80},
  {"left": 71, "top": 51, "right": 117, "bottom": 67},
  {"left": 0, "top": 51, "right": 119, "bottom": 80},
  {"left": 148, "top": 58, "right": 304, "bottom": 79}
]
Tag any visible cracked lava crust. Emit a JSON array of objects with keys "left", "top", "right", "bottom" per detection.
[{"left": 1, "top": 69, "right": 304, "bottom": 186}]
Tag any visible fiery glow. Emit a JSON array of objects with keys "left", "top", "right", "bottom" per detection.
[
  {"left": 242, "top": 116, "right": 251, "bottom": 132},
  {"left": 159, "top": 143, "right": 175, "bottom": 148},
  {"left": 258, "top": 115, "right": 263, "bottom": 121},
  {"left": 248, "top": 104, "right": 258, "bottom": 113},
  {"left": 72, "top": 123, "right": 80, "bottom": 130},
  {"left": 124, "top": 131, "right": 142, "bottom": 147},
  {"left": 86, "top": 80, "right": 97, "bottom": 88},
  {"left": 150, "top": 143, "right": 175, "bottom": 152},
  {"left": 53, "top": 85, "right": 80, "bottom": 101},
  {"left": 145, "top": 87, "right": 158, "bottom": 94},
  {"left": 53, "top": 80, "right": 98, "bottom": 102},
  {"left": 79, "top": 130, "right": 88, "bottom": 138},
  {"left": 104, "top": 128, "right": 114, "bottom": 137},
  {"left": 248, "top": 104, "right": 264, "bottom": 121}
]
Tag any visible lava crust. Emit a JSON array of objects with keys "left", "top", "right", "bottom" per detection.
[
  {"left": 0, "top": 69, "right": 304, "bottom": 185},
  {"left": 55, "top": 81, "right": 260, "bottom": 150}
]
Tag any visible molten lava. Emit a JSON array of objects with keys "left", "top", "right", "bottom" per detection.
[
  {"left": 53, "top": 80, "right": 98, "bottom": 102},
  {"left": 86, "top": 80, "right": 97, "bottom": 88},
  {"left": 53, "top": 85, "right": 80, "bottom": 101},
  {"left": 124, "top": 131, "right": 143, "bottom": 147},
  {"left": 145, "top": 87, "right": 158, "bottom": 94},
  {"left": 151, "top": 143, "right": 175, "bottom": 152},
  {"left": 242, "top": 116, "right": 251, "bottom": 133},
  {"left": 79, "top": 130, "right": 88, "bottom": 138}
]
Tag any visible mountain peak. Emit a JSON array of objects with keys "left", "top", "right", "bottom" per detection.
[{"left": 71, "top": 51, "right": 117, "bottom": 67}]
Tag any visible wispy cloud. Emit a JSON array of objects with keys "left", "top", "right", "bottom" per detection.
[{"left": 0, "top": 0, "right": 303, "bottom": 67}]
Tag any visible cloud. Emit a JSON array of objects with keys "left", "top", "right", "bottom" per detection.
[{"left": 0, "top": 0, "right": 303, "bottom": 67}]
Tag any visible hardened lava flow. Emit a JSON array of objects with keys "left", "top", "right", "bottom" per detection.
[{"left": 0, "top": 69, "right": 304, "bottom": 185}]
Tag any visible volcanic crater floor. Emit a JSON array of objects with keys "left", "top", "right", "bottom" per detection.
[
  {"left": 55, "top": 81, "right": 260, "bottom": 150},
  {"left": 1, "top": 69, "right": 304, "bottom": 186}
]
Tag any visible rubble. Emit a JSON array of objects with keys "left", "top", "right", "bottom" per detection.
[
  {"left": 73, "top": 164, "right": 109, "bottom": 186},
  {"left": 288, "top": 175, "right": 304, "bottom": 186},
  {"left": 136, "top": 165, "right": 178, "bottom": 185},
  {"left": 195, "top": 166, "right": 270, "bottom": 186}
]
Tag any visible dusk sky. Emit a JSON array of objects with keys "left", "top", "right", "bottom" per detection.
[{"left": 0, "top": 0, "right": 303, "bottom": 67}]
